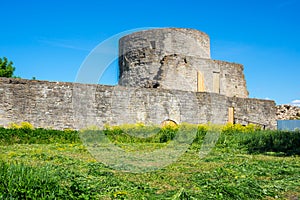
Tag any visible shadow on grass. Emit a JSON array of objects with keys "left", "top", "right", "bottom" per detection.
[{"left": 243, "top": 130, "right": 300, "bottom": 156}]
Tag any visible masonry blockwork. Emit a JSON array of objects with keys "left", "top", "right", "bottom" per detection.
[
  {"left": 0, "top": 78, "right": 276, "bottom": 129},
  {"left": 0, "top": 28, "right": 276, "bottom": 129},
  {"left": 119, "top": 28, "right": 248, "bottom": 98}
]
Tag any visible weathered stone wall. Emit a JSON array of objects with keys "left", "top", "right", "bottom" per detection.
[
  {"left": 229, "top": 97, "right": 277, "bottom": 128},
  {"left": 0, "top": 78, "right": 74, "bottom": 129},
  {"left": 0, "top": 78, "right": 276, "bottom": 130},
  {"left": 0, "top": 28, "right": 276, "bottom": 130},
  {"left": 118, "top": 28, "right": 248, "bottom": 98},
  {"left": 119, "top": 28, "right": 210, "bottom": 60},
  {"left": 119, "top": 28, "right": 210, "bottom": 89},
  {"left": 119, "top": 53, "right": 248, "bottom": 98},
  {"left": 155, "top": 56, "right": 248, "bottom": 98}
]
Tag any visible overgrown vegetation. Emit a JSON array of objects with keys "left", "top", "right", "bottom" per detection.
[{"left": 0, "top": 122, "right": 299, "bottom": 199}]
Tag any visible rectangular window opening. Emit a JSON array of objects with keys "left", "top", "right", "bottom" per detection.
[
  {"left": 150, "top": 41, "right": 156, "bottom": 49},
  {"left": 213, "top": 71, "right": 220, "bottom": 94}
]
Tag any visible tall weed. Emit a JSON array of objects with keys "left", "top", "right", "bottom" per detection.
[{"left": 0, "top": 161, "right": 61, "bottom": 199}]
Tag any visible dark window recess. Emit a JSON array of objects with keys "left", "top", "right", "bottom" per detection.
[
  {"left": 153, "top": 83, "right": 160, "bottom": 88},
  {"left": 144, "top": 81, "right": 160, "bottom": 88},
  {"left": 150, "top": 41, "right": 156, "bottom": 49}
]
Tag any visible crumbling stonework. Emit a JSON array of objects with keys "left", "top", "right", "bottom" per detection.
[
  {"left": 119, "top": 28, "right": 248, "bottom": 98},
  {"left": 0, "top": 28, "right": 276, "bottom": 130},
  {"left": 276, "top": 105, "right": 300, "bottom": 120}
]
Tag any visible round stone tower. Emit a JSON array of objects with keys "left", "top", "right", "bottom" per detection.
[
  {"left": 118, "top": 28, "right": 248, "bottom": 98},
  {"left": 119, "top": 28, "right": 210, "bottom": 89}
]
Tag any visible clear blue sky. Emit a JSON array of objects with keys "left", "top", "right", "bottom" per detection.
[{"left": 1, "top": 0, "right": 299, "bottom": 105}]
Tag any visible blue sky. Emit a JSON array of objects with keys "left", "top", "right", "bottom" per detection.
[{"left": 1, "top": 0, "right": 299, "bottom": 105}]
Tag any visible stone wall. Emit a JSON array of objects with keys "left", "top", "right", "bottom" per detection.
[
  {"left": 0, "top": 78, "right": 276, "bottom": 130},
  {"left": 119, "top": 28, "right": 210, "bottom": 60},
  {"left": 119, "top": 54, "right": 248, "bottom": 98},
  {"left": 0, "top": 28, "right": 276, "bottom": 130},
  {"left": 0, "top": 78, "right": 74, "bottom": 129}
]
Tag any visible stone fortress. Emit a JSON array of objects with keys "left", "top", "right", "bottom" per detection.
[{"left": 0, "top": 28, "right": 277, "bottom": 130}]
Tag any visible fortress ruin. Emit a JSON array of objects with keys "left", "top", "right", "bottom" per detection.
[{"left": 0, "top": 28, "right": 276, "bottom": 129}]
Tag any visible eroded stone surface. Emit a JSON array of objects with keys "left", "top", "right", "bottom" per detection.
[
  {"left": 276, "top": 105, "right": 300, "bottom": 120},
  {"left": 119, "top": 28, "right": 248, "bottom": 98},
  {"left": 0, "top": 78, "right": 276, "bottom": 129}
]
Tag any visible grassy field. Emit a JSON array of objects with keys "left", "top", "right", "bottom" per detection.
[{"left": 0, "top": 123, "right": 299, "bottom": 199}]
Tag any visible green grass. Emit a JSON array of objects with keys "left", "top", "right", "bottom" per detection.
[
  {"left": 0, "top": 127, "right": 80, "bottom": 145},
  {"left": 0, "top": 124, "right": 299, "bottom": 199}
]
